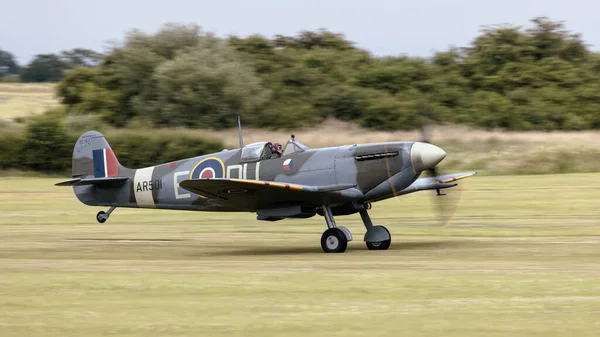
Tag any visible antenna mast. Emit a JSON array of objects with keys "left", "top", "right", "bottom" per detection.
[{"left": 237, "top": 116, "right": 244, "bottom": 148}]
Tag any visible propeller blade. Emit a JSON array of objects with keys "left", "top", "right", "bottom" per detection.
[
  {"left": 420, "top": 123, "right": 461, "bottom": 226},
  {"left": 430, "top": 182, "right": 463, "bottom": 227}
]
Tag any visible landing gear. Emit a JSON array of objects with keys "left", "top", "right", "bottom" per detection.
[
  {"left": 365, "top": 227, "right": 391, "bottom": 250},
  {"left": 318, "top": 205, "right": 391, "bottom": 252},
  {"left": 360, "top": 210, "right": 391, "bottom": 250},
  {"left": 96, "top": 206, "right": 116, "bottom": 223},
  {"left": 321, "top": 228, "right": 347, "bottom": 253},
  {"left": 320, "top": 205, "right": 352, "bottom": 253}
]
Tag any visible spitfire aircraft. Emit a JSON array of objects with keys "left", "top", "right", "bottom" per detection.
[{"left": 56, "top": 122, "right": 476, "bottom": 253}]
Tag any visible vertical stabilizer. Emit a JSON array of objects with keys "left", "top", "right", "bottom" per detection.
[{"left": 72, "top": 131, "right": 125, "bottom": 178}]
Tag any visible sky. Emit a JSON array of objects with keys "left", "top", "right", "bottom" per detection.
[{"left": 2, "top": 0, "right": 599, "bottom": 64}]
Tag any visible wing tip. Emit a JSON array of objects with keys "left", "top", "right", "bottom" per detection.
[{"left": 436, "top": 171, "right": 478, "bottom": 184}]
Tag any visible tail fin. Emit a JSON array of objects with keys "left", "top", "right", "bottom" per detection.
[{"left": 72, "top": 131, "right": 125, "bottom": 178}]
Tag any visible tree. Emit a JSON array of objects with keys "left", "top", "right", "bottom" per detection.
[
  {"left": 19, "top": 48, "right": 102, "bottom": 83},
  {"left": 274, "top": 29, "right": 355, "bottom": 50},
  {"left": 527, "top": 17, "right": 587, "bottom": 62},
  {"left": 150, "top": 40, "right": 270, "bottom": 128},
  {"left": 61, "top": 48, "right": 102, "bottom": 68},
  {"left": 0, "top": 49, "right": 19, "bottom": 76},
  {"left": 55, "top": 18, "right": 600, "bottom": 131},
  {"left": 20, "top": 54, "right": 67, "bottom": 82},
  {"left": 58, "top": 24, "right": 270, "bottom": 128}
]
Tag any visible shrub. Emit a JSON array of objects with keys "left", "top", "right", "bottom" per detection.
[
  {"left": 21, "top": 115, "right": 74, "bottom": 172},
  {"left": 0, "top": 132, "right": 25, "bottom": 169}
]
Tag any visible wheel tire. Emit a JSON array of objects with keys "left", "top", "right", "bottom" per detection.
[
  {"left": 366, "top": 226, "right": 391, "bottom": 250},
  {"left": 96, "top": 211, "right": 107, "bottom": 223},
  {"left": 321, "top": 228, "right": 348, "bottom": 253}
]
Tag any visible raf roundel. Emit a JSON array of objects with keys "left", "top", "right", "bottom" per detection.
[
  {"left": 190, "top": 157, "right": 225, "bottom": 180},
  {"left": 199, "top": 167, "right": 216, "bottom": 178},
  {"left": 283, "top": 158, "right": 294, "bottom": 171}
]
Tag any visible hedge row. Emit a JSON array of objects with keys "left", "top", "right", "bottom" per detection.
[{"left": 0, "top": 117, "right": 225, "bottom": 173}]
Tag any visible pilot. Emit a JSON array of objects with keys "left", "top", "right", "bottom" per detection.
[{"left": 270, "top": 142, "right": 283, "bottom": 157}]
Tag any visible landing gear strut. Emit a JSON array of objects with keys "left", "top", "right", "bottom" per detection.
[
  {"left": 320, "top": 205, "right": 353, "bottom": 253},
  {"left": 360, "top": 210, "right": 391, "bottom": 250},
  {"left": 96, "top": 206, "right": 116, "bottom": 223}
]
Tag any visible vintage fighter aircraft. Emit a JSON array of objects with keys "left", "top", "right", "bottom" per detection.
[{"left": 56, "top": 124, "right": 476, "bottom": 253}]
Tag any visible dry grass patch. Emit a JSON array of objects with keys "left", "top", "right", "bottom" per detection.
[
  {"left": 151, "top": 119, "right": 600, "bottom": 175},
  {"left": 0, "top": 83, "right": 59, "bottom": 121}
]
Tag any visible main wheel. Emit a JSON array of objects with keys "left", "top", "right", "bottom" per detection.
[
  {"left": 366, "top": 226, "right": 391, "bottom": 250},
  {"left": 321, "top": 228, "right": 348, "bottom": 253},
  {"left": 96, "top": 211, "right": 107, "bottom": 223}
]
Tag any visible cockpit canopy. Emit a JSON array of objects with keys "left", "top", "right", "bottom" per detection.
[
  {"left": 240, "top": 138, "right": 310, "bottom": 162},
  {"left": 240, "top": 141, "right": 272, "bottom": 162}
]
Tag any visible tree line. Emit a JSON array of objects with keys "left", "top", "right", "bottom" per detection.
[
  {"left": 4, "top": 17, "right": 600, "bottom": 131},
  {"left": 1, "top": 48, "right": 101, "bottom": 82}
]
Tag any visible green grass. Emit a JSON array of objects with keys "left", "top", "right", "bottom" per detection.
[{"left": 1, "top": 174, "right": 600, "bottom": 336}]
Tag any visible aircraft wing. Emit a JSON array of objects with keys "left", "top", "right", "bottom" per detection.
[
  {"left": 179, "top": 178, "right": 359, "bottom": 211},
  {"left": 396, "top": 171, "right": 477, "bottom": 196}
]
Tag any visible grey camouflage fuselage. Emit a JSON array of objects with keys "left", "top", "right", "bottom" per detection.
[{"left": 70, "top": 131, "right": 418, "bottom": 213}]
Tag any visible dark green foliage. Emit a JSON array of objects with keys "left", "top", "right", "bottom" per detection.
[
  {"left": 20, "top": 48, "right": 102, "bottom": 83},
  {"left": 21, "top": 54, "right": 68, "bottom": 82},
  {"left": 57, "top": 24, "right": 269, "bottom": 129},
  {"left": 0, "top": 132, "right": 25, "bottom": 169},
  {"left": 0, "top": 49, "right": 19, "bottom": 76},
  {"left": 61, "top": 48, "right": 102, "bottom": 68},
  {"left": 1, "top": 107, "right": 225, "bottom": 173},
  {"left": 273, "top": 30, "right": 356, "bottom": 51},
  {"left": 150, "top": 41, "right": 269, "bottom": 128},
  {"left": 55, "top": 17, "right": 600, "bottom": 131},
  {"left": 56, "top": 67, "right": 124, "bottom": 125},
  {"left": 1, "top": 126, "right": 225, "bottom": 173},
  {"left": 21, "top": 115, "right": 74, "bottom": 172}
]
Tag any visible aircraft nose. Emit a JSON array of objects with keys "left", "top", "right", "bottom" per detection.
[{"left": 410, "top": 142, "right": 446, "bottom": 171}]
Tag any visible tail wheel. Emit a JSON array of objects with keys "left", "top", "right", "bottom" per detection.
[{"left": 96, "top": 211, "right": 107, "bottom": 223}]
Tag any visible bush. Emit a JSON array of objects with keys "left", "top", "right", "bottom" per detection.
[
  {"left": 0, "top": 132, "right": 25, "bottom": 169},
  {"left": 21, "top": 115, "right": 74, "bottom": 172}
]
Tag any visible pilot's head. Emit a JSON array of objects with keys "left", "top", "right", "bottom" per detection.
[{"left": 272, "top": 143, "right": 283, "bottom": 156}]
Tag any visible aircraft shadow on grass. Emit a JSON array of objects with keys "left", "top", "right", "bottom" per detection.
[{"left": 205, "top": 240, "right": 465, "bottom": 257}]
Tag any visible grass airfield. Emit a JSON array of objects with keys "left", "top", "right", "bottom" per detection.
[{"left": 1, "top": 174, "right": 600, "bottom": 336}]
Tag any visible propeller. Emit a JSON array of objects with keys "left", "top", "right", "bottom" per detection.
[
  {"left": 382, "top": 100, "right": 464, "bottom": 227},
  {"left": 419, "top": 123, "right": 462, "bottom": 227}
]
